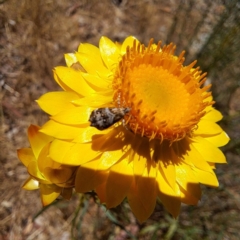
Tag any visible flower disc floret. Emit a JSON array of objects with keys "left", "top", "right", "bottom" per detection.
[{"left": 113, "top": 39, "right": 213, "bottom": 142}]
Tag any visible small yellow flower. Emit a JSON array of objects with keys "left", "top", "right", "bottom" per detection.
[
  {"left": 37, "top": 37, "right": 229, "bottom": 222},
  {"left": 17, "top": 125, "right": 76, "bottom": 206}
]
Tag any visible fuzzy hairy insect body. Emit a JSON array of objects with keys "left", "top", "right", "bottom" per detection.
[{"left": 89, "top": 107, "right": 130, "bottom": 130}]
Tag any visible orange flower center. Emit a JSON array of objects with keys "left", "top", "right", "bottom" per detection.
[{"left": 113, "top": 39, "right": 213, "bottom": 142}]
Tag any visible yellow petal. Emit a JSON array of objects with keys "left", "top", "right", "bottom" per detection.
[
  {"left": 55, "top": 66, "right": 96, "bottom": 96},
  {"left": 133, "top": 152, "right": 147, "bottom": 177},
  {"left": 156, "top": 169, "right": 181, "bottom": 217},
  {"left": 195, "top": 120, "right": 223, "bottom": 136},
  {"left": 43, "top": 167, "right": 74, "bottom": 184},
  {"left": 17, "top": 148, "right": 35, "bottom": 167},
  {"left": 177, "top": 183, "right": 200, "bottom": 205},
  {"left": 191, "top": 136, "right": 227, "bottom": 163},
  {"left": 49, "top": 139, "right": 101, "bottom": 165},
  {"left": 37, "top": 143, "right": 60, "bottom": 172},
  {"left": 99, "top": 36, "right": 121, "bottom": 70},
  {"left": 96, "top": 181, "right": 107, "bottom": 204},
  {"left": 184, "top": 141, "right": 214, "bottom": 172},
  {"left": 37, "top": 91, "right": 79, "bottom": 116},
  {"left": 159, "top": 144, "right": 179, "bottom": 191},
  {"left": 51, "top": 106, "right": 93, "bottom": 125},
  {"left": 72, "top": 93, "right": 112, "bottom": 107},
  {"left": 41, "top": 120, "right": 86, "bottom": 140},
  {"left": 76, "top": 43, "right": 111, "bottom": 77},
  {"left": 205, "top": 131, "right": 230, "bottom": 147},
  {"left": 157, "top": 192, "right": 181, "bottom": 218},
  {"left": 208, "top": 162, "right": 216, "bottom": 169},
  {"left": 91, "top": 125, "right": 129, "bottom": 152},
  {"left": 39, "top": 183, "right": 61, "bottom": 206},
  {"left": 27, "top": 161, "right": 49, "bottom": 184},
  {"left": 81, "top": 72, "right": 111, "bottom": 90},
  {"left": 22, "top": 177, "right": 39, "bottom": 190},
  {"left": 192, "top": 167, "right": 219, "bottom": 187},
  {"left": 204, "top": 95, "right": 213, "bottom": 103},
  {"left": 175, "top": 164, "right": 201, "bottom": 202},
  {"left": 114, "top": 41, "right": 121, "bottom": 51},
  {"left": 156, "top": 169, "right": 179, "bottom": 198},
  {"left": 73, "top": 126, "right": 112, "bottom": 143},
  {"left": 75, "top": 161, "right": 108, "bottom": 192},
  {"left": 53, "top": 69, "right": 73, "bottom": 92},
  {"left": 202, "top": 108, "right": 223, "bottom": 122},
  {"left": 105, "top": 159, "right": 133, "bottom": 208},
  {"left": 48, "top": 140, "right": 74, "bottom": 165},
  {"left": 64, "top": 53, "right": 78, "bottom": 67},
  {"left": 120, "top": 36, "right": 139, "bottom": 55},
  {"left": 28, "top": 125, "right": 53, "bottom": 160},
  {"left": 132, "top": 138, "right": 149, "bottom": 177},
  {"left": 42, "top": 120, "right": 101, "bottom": 143},
  {"left": 97, "top": 146, "right": 130, "bottom": 171},
  {"left": 127, "top": 166, "right": 157, "bottom": 223}
]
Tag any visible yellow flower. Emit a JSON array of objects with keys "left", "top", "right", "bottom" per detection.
[
  {"left": 17, "top": 125, "right": 76, "bottom": 206},
  {"left": 37, "top": 37, "right": 229, "bottom": 222}
]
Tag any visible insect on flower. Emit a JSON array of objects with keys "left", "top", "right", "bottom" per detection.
[{"left": 89, "top": 107, "right": 131, "bottom": 130}]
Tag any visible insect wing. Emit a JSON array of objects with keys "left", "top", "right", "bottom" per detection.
[{"left": 89, "top": 107, "right": 130, "bottom": 130}]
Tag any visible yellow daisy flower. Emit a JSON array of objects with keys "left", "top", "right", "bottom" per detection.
[
  {"left": 17, "top": 125, "right": 76, "bottom": 206},
  {"left": 37, "top": 37, "right": 229, "bottom": 222}
]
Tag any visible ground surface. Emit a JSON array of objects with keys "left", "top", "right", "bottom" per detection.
[{"left": 1, "top": 0, "right": 240, "bottom": 239}]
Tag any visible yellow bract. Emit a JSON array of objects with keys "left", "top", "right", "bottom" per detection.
[{"left": 18, "top": 125, "right": 76, "bottom": 206}]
